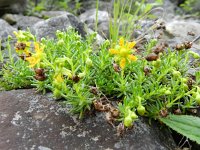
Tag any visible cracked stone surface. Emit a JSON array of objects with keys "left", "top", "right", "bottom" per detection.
[{"left": 0, "top": 89, "right": 176, "bottom": 150}]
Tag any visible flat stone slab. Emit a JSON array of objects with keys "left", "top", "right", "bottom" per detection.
[{"left": 0, "top": 89, "right": 175, "bottom": 150}]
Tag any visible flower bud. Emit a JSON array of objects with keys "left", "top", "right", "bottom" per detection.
[
  {"left": 62, "top": 68, "right": 72, "bottom": 78},
  {"left": 130, "top": 111, "right": 138, "bottom": 119},
  {"left": 78, "top": 72, "right": 86, "bottom": 78},
  {"left": 124, "top": 116, "right": 133, "bottom": 127},
  {"left": 195, "top": 94, "right": 200, "bottom": 105},
  {"left": 137, "top": 105, "right": 146, "bottom": 116},
  {"left": 181, "top": 78, "right": 188, "bottom": 83},
  {"left": 53, "top": 88, "right": 62, "bottom": 98},
  {"left": 86, "top": 58, "right": 93, "bottom": 66},
  {"left": 152, "top": 59, "right": 161, "bottom": 68},
  {"left": 172, "top": 70, "right": 181, "bottom": 77},
  {"left": 171, "top": 59, "right": 178, "bottom": 66},
  {"left": 164, "top": 90, "right": 171, "bottom": 95},
  {"left": 41, "top": 37, "right": 46, "bottom": 42},
  {"left": 182, "top": 83, "right": 188, "bottom": 91},
  {"left": 57, "top": 39, "right": 64, "bottom": 46}
]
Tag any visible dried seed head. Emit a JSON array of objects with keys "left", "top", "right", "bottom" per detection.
[
  {"left": 160, "top": 109, "right": 168, "bottom": 117},
  {"left": 153, "top": 46, "right": 163, "bottom": 54},
  {"left": 90, "top": 86, "right": 98, "bottom": 95},
  {"left": 19, "top": 53, "right": 31, "bottom": 60},
  {"left": 156, "top": 21, "right": 166, "bottom": 30},
  {"left": 153, "top": 42, "right": 168, "bottom": 54},
  {"left": 174, "top": 108, "right": 182, "bottom": 115},
  {"left": 175, "top": 41, "right": 192, "bottom": 50},
  {"left": 34, "top": 74, "right": 46, "bottom": 81},
  {"left": 113, "top": 63, "right": 121, "bottom": 72},
  {"left": 145, "top": 53, "right": 159, "bottom": 61},
  {"left": 187, "top": 78, "right": 194, "bottom": 90},
  {"left": 175, "top": 43, "right": 185, "bottom": 50},
  {"left": 15, "top": 42, "right": 26, "bottom": 50},
  {"left": 188, "top": 31, "right": 195, "bottom": 36},
  {"left": 117, "top": 123, "right": 125, "bottom": 136},
  {"left": 183, "top": 41, "right": 192, "bottom": 49},
  {"left": 188, "top": 108, "right": 197, "bottom": 114},
  {"left": 72, "top": 75, "right": 80, "bottom": 83},
  {"left": 105, "top": 112, "right": 115, "bottom": 127},
  {"left": 144, "top": 66, "right": 151, "bottom": 76},
  {"left": 93, "top": 100, "right": 104, "bottom": 111},
  {"left": 110, "top": 108, "right": 120, "bottom": 117},
  {"left": 35, "top": 68, "right": 45, "bottom": 76}
]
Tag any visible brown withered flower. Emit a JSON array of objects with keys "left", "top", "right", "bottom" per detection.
[
  {"left": 117, "top": 123, "right": 125, "bottom": 137},
  {"left": 156, "top": 21, "right": 166, "bottom": 30},
  {"left": 175, "top": 41, "right": 192, "bottom": 50},
  {"left": 188, "top": 31, "right": 195, "bottom": 36},
  {"left": 34, "top": 68, "right": 46, "bottom": 81},
  {"left": 174, "top": 108, "right": 182, "bottom": 115},
  {"left": 153, "top": 42, "right": 168, "bottom": 54},
  {"left": 183, "top": 41, "right": 192, "bottom": 49},
  {"left": 72, "top": 75, "right": 80, "bottom": 83},
  {"left": 144, "top": 66, "right": 151, "bottom": 76},
  {"left": 160, "top": 109, "right": 168, "bottom": 117},
  {"left": 110, "top": 108, "right": 120, "bottom": 118},
  {"left": 90, "top": 86, "right": 99, "bottom": 95},
  {"left": 34, "top": 74, "right": 46, "bottom": 81},
  {"left": 145, "top": 53, "right": 159, "bottom": 61},
  {"left": 15, "top": 42, "right": 26, "bottom": 50},
  {"left": 187, "top": 77, "right": 194, "bottom": 90},
  {"left": 35, "top": 68, "right": 45, "bottom": 76},
  {"left": 113, "top": 63, "right": 121, "bottom": 72}
]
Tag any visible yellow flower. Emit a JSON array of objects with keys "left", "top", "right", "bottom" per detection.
[
  {"left": 53, "top": 72, "right": 65, "bottom": 89},
  {"left": 54, "top": 73, "right": 64, "bottom": 83},
  {"left": 26, "top": 42, "right": 45, "bottom": 68},
  {"left": 109, "top": 37, "right": 137, "bottom": 69}
]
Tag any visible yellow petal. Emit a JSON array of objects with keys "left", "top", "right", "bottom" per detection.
[
  {"left": 26, "top": 57, "right": 37, "bottom": 68},
  {"left": 120, "top": 58, "right": 126, "bottom": 69},
  {"left": 109, "top": 49, "right": 119, "bottom": 54},
  {"left": 34, "top": 42, "right": 44, "bottom": 53},
  {"left": 119, "top": 37, "right": 124, "bottom": 46},
  {"left": 128, "top": 55, "right": 137, "bottom": 61},
  {"left": 127, "top": 41, "right": 136, "bottom": 49},
  {"left": 55, "top": 73, "right": 64, "bottom": 83},
  {"left": 25, "top": 42, "right": 31, "bottom": 47}
]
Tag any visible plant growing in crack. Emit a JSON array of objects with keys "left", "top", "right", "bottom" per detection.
[{"left": 0, "top": 0, "right": 200, "bottom": 146}]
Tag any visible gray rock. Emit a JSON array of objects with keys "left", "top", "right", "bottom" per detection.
[
  {"left": 40, "top": 11, "right": 68, "bottom": 18},
  {"left": 79, "top": 0, "right": 112, "bottom": 13},
  {"left": 155, "top": 0, "right": 177, "bottom": 21},
  {"left": 166, "top": 20, "right": 200, "bottom": 41},
  {"left": 2, "top": 14, "right": 43, "bottom": 30},
  {"left": 87, "top": 28, "right": 105, "bottom": 45},
  {"left": 0, "top": 89, "right": 176, "bottom": 150},
  {"left": 0, "top": 19, "right": 17, "bottom": 39},
  {"left": 31, "top": 13, "right": 86, "bottom": 39},
  {"left": 79, "top": 9, "right": 109, "bottom": 38}
]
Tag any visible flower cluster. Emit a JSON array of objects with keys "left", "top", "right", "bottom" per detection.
[
  {"left": 109, "top": 37, "right": 137, "bottom": 69},
  {"left": 26, "top": 42, "right": 45, "bottom": 68}
]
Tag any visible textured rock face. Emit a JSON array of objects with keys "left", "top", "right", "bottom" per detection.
[
  {"left": 31, "top": 13, "right": 86, "bottom": 39},
  {"left": 0, "top": 19, "right": 17, "bottom": 39},
  {"left": 166, "top": 20, "right": 200, "bottom": 40},
  {"left": 0, "top": 89, "right": 176, "bottom": 150},
  {"left": 2, "top": 14, "right": 43, "bottom": 30},
  {"left": 79, "top": 9, "right": 109, "bottom": 38}
]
